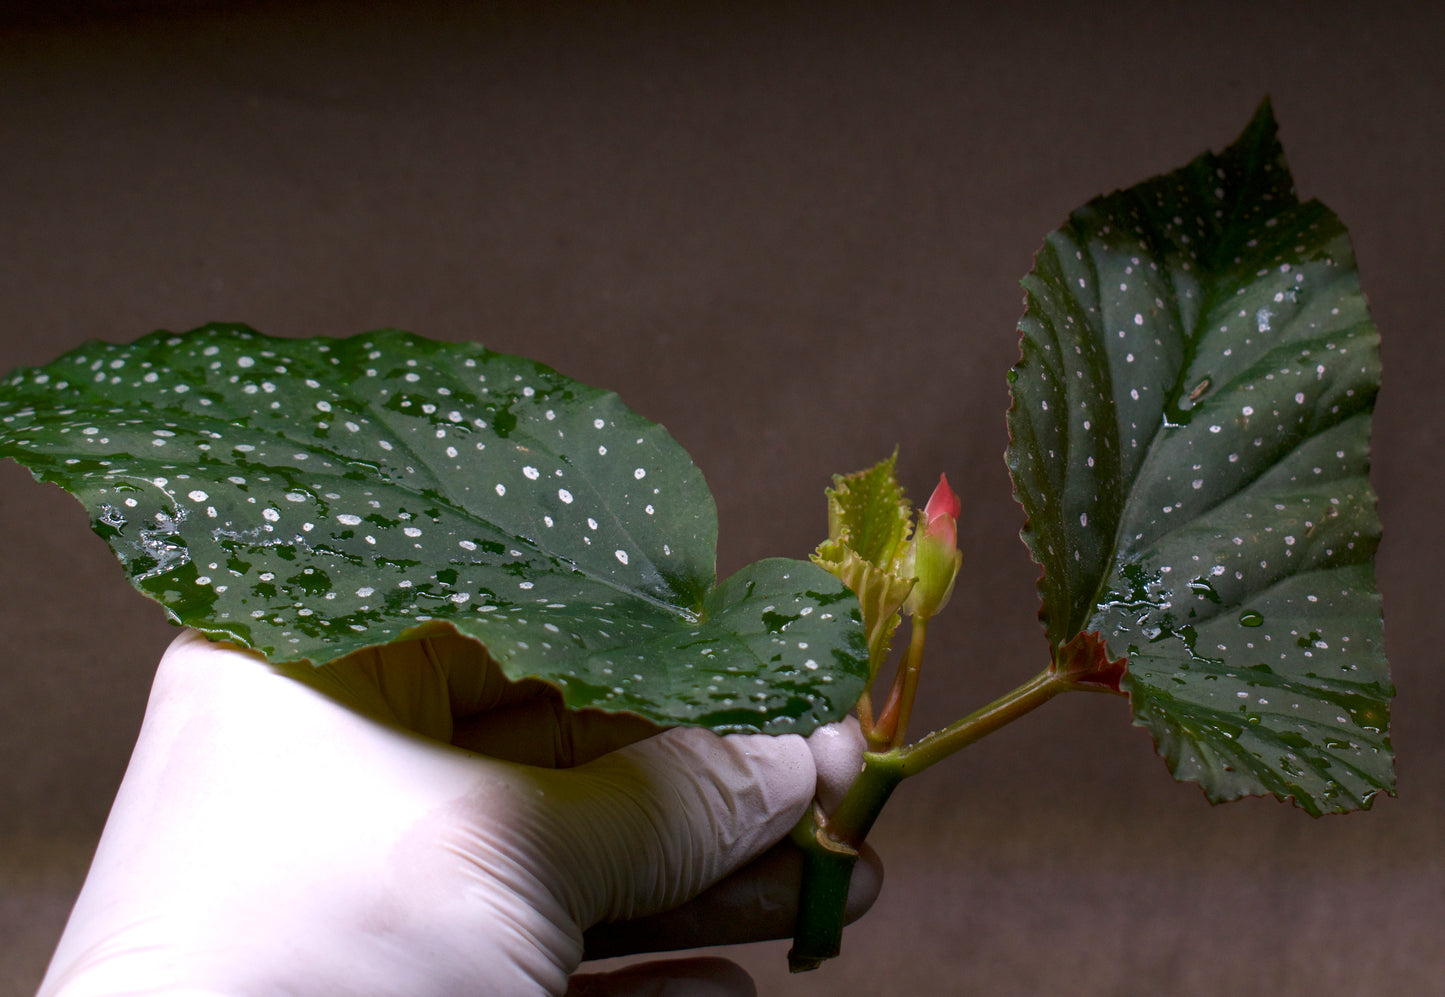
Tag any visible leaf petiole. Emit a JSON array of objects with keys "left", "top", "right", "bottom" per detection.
[
  {"left": 829, "top": 663, "right": 1090, "bottom": 845},
  {"left": 895, "top": 664, "right": 1115, "bottom": 778}
]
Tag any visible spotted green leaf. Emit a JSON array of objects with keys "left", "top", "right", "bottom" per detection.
[
  {"left": 1006, "top": 101, "right": 1392, "bottom": 814},
  {"left": 0, "top": 324, "right": 866, "bottom": 734}
]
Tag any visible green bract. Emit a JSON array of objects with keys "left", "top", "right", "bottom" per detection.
[
  {"left": 1007, "top": 101, "right": 1392, "bottom": 814},
  {"left": 0, "top": 325, "right": 866, "bottom": 734},
  {"left": 812, "top": 453, "right": 916, "bottom": 679}
]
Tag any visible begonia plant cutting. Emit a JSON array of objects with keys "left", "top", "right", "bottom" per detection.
[{"left": 0, "top": 100, "right": 1392, "bottom": 970}]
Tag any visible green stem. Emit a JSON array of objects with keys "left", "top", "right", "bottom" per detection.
[
  {"left": 897, "top": 666, "right": 1068, "bottom": 777},
  {"left": 855, "top": 685, "right": 877, "bottom": 743},
  {"left": 823, "top": 748, "right": 906, "bottom": 849},
  {"left": 788, "top": 666, "right": 1088, "bottom": 970},
  {"left": 886, "top": 614, "right": 930, "bottom": 750},
  {"left": 787, "top": 751, "right": 904, "bottom": 972},
  {"left": 786, "top": 808, "right": 861, "bottom": 972}
]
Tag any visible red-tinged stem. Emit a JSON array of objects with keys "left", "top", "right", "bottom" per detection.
[
  {"left": 869, "top": 690, "right": 898, "bottom": 750},
  {"left": 869, "top": 664, "right": 904, "bottom": 749}
]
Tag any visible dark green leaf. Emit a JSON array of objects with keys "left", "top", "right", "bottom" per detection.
[
  {"left": 1006, "top": 101, "right": 1392, "bottom": 814},
  {"left": 0, "top": 324, "right": 866, "bottom": 734}
]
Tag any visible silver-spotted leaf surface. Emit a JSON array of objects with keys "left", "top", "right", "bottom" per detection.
[
  {"left": 0, "top": 325, "right": 866, "bottom": 734},
  {"left": 1006, "top": 101, "right": 1391, "bottom": 814}
]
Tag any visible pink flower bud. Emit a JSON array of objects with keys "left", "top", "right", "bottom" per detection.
[
  {"left": 921, "top": 473, "right": 961, "bottom": 544},
  {"left": 902, "top": 474, "right": 963, "bottom": 619}
]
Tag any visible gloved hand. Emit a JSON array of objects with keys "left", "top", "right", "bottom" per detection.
[{"left": 39, "top": 627, "right": 879, "bottom": 996}]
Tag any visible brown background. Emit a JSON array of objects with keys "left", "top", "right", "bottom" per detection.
[{"left": 1, "top": 2, "right": 1440, "bottom": 993}]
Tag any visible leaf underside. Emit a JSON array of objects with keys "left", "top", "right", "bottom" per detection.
[
  {"left": 1006, "top": 100, "right": 1392, "bottom": 815},
  {"left": 0, "top": 325, "right": 866, "bottom": 734}
]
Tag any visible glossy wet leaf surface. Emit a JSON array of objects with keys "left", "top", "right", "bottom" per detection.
[
  {"left": 0, "top": 325, "right": 866, "bottom": 734},
  {"left": 1007, "top": 102, "right": 1391, "bottom": 814}
]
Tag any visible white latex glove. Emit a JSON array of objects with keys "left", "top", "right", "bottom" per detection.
[{"left": 39, "top": 628, "right": 878, "bottom": 996}]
